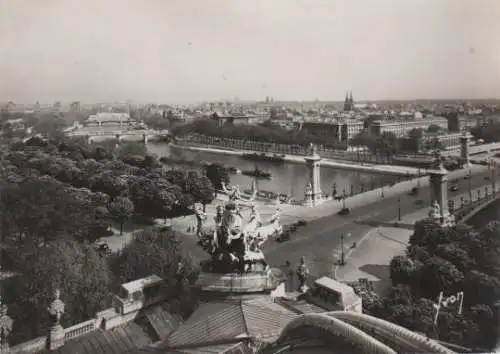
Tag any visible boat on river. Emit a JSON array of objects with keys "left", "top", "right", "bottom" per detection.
[
  {"left": 241, "top": 153, "right": 285, "bottom": 164},
  {"left": 241, "top": 167, "right": 272, "bottom": 180}
]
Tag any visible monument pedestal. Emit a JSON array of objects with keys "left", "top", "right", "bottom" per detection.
[
  {"left": 304, "top": 146, "right": 324, "bottom": 207},
  {"left": 48, "top": 324, "right": 65, "bottom": 350},
  {"left": 196, "top": 271, "right": 278, "bottom": 293}
]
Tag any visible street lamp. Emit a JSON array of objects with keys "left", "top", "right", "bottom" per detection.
[
  {"left": 417, "top": 168, "right": 422, "bottom": 189},
  {"left": 397, "top": 197, "right": 401, "bottom": 221},
  {"left": 342, "top": 189, "right": 347, "bottom": 209},
  {"left": 339, "top": 233, "right": 350, "bottom": 266},
  {"left": 340, "top": 233, "right": 345, "bottom": 266},
  {"left": 468, "top": 169, "right": 472, "bottom": 202}
]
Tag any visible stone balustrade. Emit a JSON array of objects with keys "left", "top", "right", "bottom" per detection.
[
  {"left": 64, "top": 319, "right": 97, "bottom": 341},
  {"left": 196, "top": 272, "right": 276, "bottom": 293}
]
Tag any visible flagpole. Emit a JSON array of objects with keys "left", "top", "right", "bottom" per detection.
[
  {"left": 433, "top": 291, "right": 443, "bottom": 325},
  {"left": 457, "top": 291, "right": 464, "bottom": 315}
]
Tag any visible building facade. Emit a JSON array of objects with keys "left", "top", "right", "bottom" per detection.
[{"left": 368, "top": 117, "right": 450, "bottom": 138}]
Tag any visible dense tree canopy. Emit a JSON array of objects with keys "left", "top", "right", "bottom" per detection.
[
  {"left": 6, "top": 239, "right": 113, "bottom": 344},
  {"left": 471, "top": 121, "right": 500, "bottom": 143},
  {"left": 0, "top": 137, "right": 210, "bottom": 345},
  {"left": 373, "top": 219, "right": 500, "bottom": 350},
  {"left": 171, "top": 119, "right": 347, "bottom": 148},
  {"left": 109, "top": 227, "right": 199, "bottom": 317}
]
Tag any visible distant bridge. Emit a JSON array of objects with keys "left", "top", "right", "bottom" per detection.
[{"left": 66, "top": 128, "right": 169, "bottom": 144}]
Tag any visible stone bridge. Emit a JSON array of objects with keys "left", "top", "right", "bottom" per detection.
[
  {"left": 67, "top": 129, "right": 169, "bottom": 144},
  {"left": 275, "top": 312, "right": 456, "bottom": 354},
  {"left": 452, "top": 188, "right": 500, "bottom": 224}
]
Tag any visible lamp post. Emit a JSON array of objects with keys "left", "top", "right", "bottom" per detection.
[
  {"left": 340, "top": 234, "right": 345, "bottom": 265},
  {"left": 342, "top": 189, "right": 347, "bottom": 209},
  {"left": 397, "top": 197, "right": 401, "bottom": 221},
  {"left": 417, "top": 168, "right": 421, "bottom": 189},
  {"left": 468, "top": 169, "right": 472, "bottom": 202},
  {"left": 492, "top": 162, "right": 497, "bottom": 194}
]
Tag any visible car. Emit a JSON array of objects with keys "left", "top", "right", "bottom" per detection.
[
  {"left": 337, "top": 207, "right": 350, "bottom": 216},
  {"left": 449, "top": 185, "right": 459, "bottom": 192},
  {"left": 409, "top": 187, "right": 420, "bottom": 196}
]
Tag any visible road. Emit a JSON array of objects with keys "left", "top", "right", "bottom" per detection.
[{"left": 261, "top": 167, "right": 499, "bottom": 277}]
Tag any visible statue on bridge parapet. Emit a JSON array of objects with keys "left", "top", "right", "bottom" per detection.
[
  {"left": 296, "top": 256, "right": 310, "bottom": 293},
  {"left": 221, "top": 182, "right": 256, "bottom": 207},
  {"left": 194, "top": 204, "right": 208, "bottom": 238},
  {"left": 309, "top": 142, "right": 319, "bottom": 156},
  {"left": 428, "top": 200, "right": 441, "bottom": 219}
]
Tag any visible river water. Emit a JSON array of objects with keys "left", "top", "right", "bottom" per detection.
[{"left": 147, "top": 142, "right": 400, "bottom": 199}]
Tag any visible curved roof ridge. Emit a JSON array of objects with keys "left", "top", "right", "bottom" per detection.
[
  {"left": 327, "top": 311, "right": 456, "bottom": 354},
  {"left": 277, "top": 313, "right": 397, "bottom": 354}
]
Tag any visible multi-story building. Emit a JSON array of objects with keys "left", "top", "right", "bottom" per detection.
[
  {"left": 211, "top": 112, "right": 269, "bottom": 128},
  {"left": 422, "top": 132, "right": 462, "bottom": 151},
  {"left": 301, "top": 119, "right": 364, "bottom": 142},
  {"left": 301, "top": 121, "right": 340, "bottom": 140},
  {"left": 341, "top": 120, "right": 364, "bottom": 142},
  {"left": 368, "top": 116, "right": 450, "bottom": 138}
]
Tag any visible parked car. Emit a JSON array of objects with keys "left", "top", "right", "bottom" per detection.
[
  {"left": 409, "top": 187, "right": 420, "bottom": 196},
  {"left": 449, "top": 185, "right": 459, "bottom": 192},
  {"left": 337, "top": 208, "right": 350, "bottom": 216}
]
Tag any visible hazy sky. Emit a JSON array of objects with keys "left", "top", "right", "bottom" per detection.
[{"left": 1, "top": 0, "right": 499, "bottom": 103}]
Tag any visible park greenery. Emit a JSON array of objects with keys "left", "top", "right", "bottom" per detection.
[
  {"left": 171, "top": 119, "right": 347, "bottom": 149},
  {"left": 0, "top": 137, "right": 218, "bottom": 344},
  {"left": 471, "top": 121, "right": 500, "bottom": 143},
  {"left": 365, "top": 220, "right": 500, "bottom": 350}
]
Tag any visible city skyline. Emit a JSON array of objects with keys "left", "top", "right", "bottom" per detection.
[{"left": 1, "top": 0, "right": 499, "bottom": 104}]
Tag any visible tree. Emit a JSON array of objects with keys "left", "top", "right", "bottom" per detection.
[
  {"left": 417, "top": 256, "right": 464, "bottom": 298},
  {"left": 0, "top": 176, "right": 108, "bottom": 248},
  {"left": 109, "top": 227, "right": 199, "bottom": 316},
  {"left": 116, "top": 142, "right": 148, "bottom": 160},
  {"left": 427, "top": 124, "right": 441, "bottom": 133},
  {"left": 108, "top": 196, "right": 135, "bottom": 235},
  {"left": 7, "top": 239, "right": 113, "bottom": 344},
  {"left": 389, "top": 255, "right": 415, "bottom": 285},
  {"left": 185, "top": 172, "right": 214, "bottom": 209},
  {"left": 407, "top": 128, "right": 423, "bottom": 152},
  {"left": 205, "top": 163, "right": 230, "bottom": 194},
  {"left": 89, "top": 171, "right": 128, "bottom": 198}
]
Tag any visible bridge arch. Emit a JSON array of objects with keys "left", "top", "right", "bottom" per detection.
[
  {"left": 277, "top": 313, "right": 397, "bottom": 354},
  {"left": 327, "top": 311, "right": 455, "bottom": 354}
]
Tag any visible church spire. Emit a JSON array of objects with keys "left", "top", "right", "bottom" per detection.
[{"left": 343, "top": 91, "right": 350, "bottom": 111}]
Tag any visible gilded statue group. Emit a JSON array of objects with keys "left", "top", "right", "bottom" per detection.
[{"left": 194, "top": 182, "right": 283, "bottom": 273}]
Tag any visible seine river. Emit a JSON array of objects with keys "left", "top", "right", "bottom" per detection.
[{"left": 147, "top": 142, "right": 400, "bottom": 199}]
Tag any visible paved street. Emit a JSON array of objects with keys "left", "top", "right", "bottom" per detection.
[
  {"left": 120, "top": 164, "right": 498, "bottom": 280},
  {"left": 262, "top": 165, "right": 499, "bottom": 277}
]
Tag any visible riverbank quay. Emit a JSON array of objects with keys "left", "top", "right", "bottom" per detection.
[{"left": 170, "top": 143, "right": 422, "bottom": 177}]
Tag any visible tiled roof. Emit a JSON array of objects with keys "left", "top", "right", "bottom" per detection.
[
  {"left": 276, "top": 298, "right": 326, "bottom": 315},
  {"left": 241, "top": 300, "right": 296, "bottom": 342},
  {"left": 144, "top": 303, "right": 183, "bottom": 341},
  {"left": 135, "top": 342, "right": 246, "bottom": 354},
  {"left": 165, "top": 301, "right": 247, "bottom": 349},
  {"left": 163, "top": 296, "right": 299, "bottom": 350},
  {"left": 51, "top": 322, "right": 152, "bottom": 354}
]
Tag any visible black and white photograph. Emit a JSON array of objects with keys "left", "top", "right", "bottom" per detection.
[{"left": 0, "top": 1, "right": 499, "bottom": 353}]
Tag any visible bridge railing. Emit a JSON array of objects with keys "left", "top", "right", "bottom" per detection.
[{"left": 452, "top": 189, "right": 499, "bottom": 222}]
